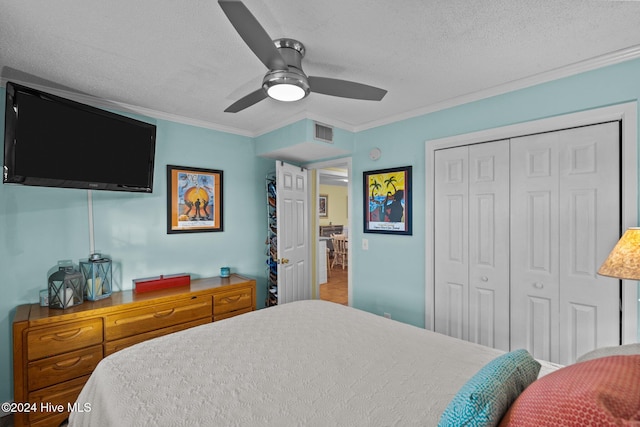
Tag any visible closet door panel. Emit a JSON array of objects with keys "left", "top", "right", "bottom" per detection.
[
  {"left": 558, "top": 122, "right": 620, "bottom": 364},
  {"left": 527, "top": 296, "right": 553, "bottom": 361},
  {"left": 511, "top": 122, "right": 620, "bottom": 364},
  {"left": 434, "top": 146, "right": 469, "bottom": 340},
  {"left": 510, "top": 135, "right": 560, "bottom": 362},
  {"left": 468, "top": 140, "right": 510, "bottom": 351}
]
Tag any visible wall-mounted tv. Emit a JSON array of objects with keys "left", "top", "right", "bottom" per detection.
[{"left": 3, "top": 82, "right": 156, "bottom": 192}]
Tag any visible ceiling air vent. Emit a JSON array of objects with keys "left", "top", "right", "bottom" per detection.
[{"left": 314, "top": 122, "right": 334, "bottom": 143}]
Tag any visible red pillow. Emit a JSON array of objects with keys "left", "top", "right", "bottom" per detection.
[{"left": 499, "top": 355, "right": 640, "bottom": 426}]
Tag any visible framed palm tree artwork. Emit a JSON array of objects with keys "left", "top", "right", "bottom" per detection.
[{"left": 363, "top": 166, "right": 412, "bottom": 235}]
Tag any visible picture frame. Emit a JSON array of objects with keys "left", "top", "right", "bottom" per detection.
[
  {"left": 319, "top": 194, "right": 328, "bottom": 217},
  {"left": 363, "top": 166, "right": 412, "bottom": 235},
  {"left": 167, "top": 165, "right": 223, "bottom": 234}
]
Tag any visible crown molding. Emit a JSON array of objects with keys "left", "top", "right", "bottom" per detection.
[
  {"left": 4, "top": 45, "right": 639, "bottom": 138},
  {"left": 353, "top": 44, "right": 640, "bottom": 133}
]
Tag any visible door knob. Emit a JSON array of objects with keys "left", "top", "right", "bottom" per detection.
[
  {"left": 533, "top": 282, "right": 544, "bottom": 289},
  {"left": 279, "top": 258, "right": 289, "bottom": 264},
  {"left": 481, "top": 276, "right": 488, "bottom": 282}
]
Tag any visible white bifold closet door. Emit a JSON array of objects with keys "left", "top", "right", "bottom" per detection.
[
  {"left": 434, "top": 122, "right": 621, "bottom": 364},
  {"left": 434, "top": 140, "right": 511, "bottom": 351},
  {"left": 510, "top": 122, "right": 620, "bottom": 365}
]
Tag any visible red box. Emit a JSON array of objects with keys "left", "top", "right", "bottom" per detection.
[{"left": 133, "top": 274, "right": 191, "bottom": 293}]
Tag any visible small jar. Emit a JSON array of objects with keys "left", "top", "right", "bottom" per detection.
[
  {"left": 39, "top": 289, "right": 49, "bottom": 307},
  {"left": 220, "top": 267, "right": 230, "bottom": 278}
]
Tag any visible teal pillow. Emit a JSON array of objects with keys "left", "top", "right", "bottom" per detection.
[{"left": 438, "top": 349, "right": 541, "bottom": 427}]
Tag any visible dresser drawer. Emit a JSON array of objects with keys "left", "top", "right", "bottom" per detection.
[
  {"left": 213, "top": 286, "right": 253, "bottom": 317},
  {"left": 104, "top": 317, "right": 211, "bottom": 356},
  {"left": 105, "top": 295, "right": 212, "bottom": 341},
  {"left": 27, "top": 318, "right": 103, "bottom": 361},
  {"left": 28, "top": 344, "right": 102, "bottom": 391},
  {"left": 28, "top": 375, "right": 90, "bottom": 424},
  {"left": 31, "top": 411, "right": 70, "bottom": 427},
  {"left": 214, "top": 306, "right": 253, "bottom": 322}
]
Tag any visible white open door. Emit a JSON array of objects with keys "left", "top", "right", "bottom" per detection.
[{"left": 276, "top": 161, "right": 311, "bottom": 303}]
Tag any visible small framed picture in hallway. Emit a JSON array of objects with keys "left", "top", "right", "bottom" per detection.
[{"left": 319, "top": 194, "right": 328, "bottom": 217}]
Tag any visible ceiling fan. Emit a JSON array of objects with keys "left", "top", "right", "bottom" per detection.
[{"left": 218, "top": 0, "right": 387, "bottom": 113}]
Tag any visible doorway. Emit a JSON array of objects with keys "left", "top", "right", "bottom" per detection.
[{"left": 312, "top": 158, "right": 352, "bottom": 306}]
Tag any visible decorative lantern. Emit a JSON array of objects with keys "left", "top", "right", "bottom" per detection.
[
  {"left": 48, "top": 262, "right": 84, "bottom": 309},
  {"left": 79, "top": 253, "right": 113, "bottom": 301}
]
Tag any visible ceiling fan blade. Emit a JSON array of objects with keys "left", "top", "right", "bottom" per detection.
[
  {"left": 308, "top": 76, "right": 387, "bottom": 101},
  {"left": 218, "top": 0, "right": 288, "bottom": 71},
  {"left": 224, "top": 88, "right": 268, "bottom": 113}
]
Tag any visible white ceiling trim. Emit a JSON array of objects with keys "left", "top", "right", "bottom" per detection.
[
  {"left": 3, "top": 45, "right": 639, "bottom": 139},
  {"left": 352, "top": 44, "right": 640, "bottom": 133}
]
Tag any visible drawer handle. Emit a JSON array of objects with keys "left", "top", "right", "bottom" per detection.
[
  {"left": 222, "top": 295, "right": 241, "bottom": 303},
  {"left": 49, "top": 328, "right": 84, "bottom": 342},
  {"left": 154, "top": 308, "right": 176, "bottom": 318},
  {"left": 53, "top": 356, "right": 84, "bottom": 370}
]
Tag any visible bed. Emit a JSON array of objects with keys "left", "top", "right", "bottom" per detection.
[{"left": 68, "top": 300, "right": 576, "bottom": 426}]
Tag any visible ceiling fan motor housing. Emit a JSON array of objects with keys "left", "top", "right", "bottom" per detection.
[
  {"left": 274, "top": 38, "right": 306, "bottom": 64},
  {"left": 262, "top": 38, "right": 310, "bottom": 101}
]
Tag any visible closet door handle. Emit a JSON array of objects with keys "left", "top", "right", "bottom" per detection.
[
  {"left": 533, "top": 282, "right": 544, "bottom": 289},
  {"left": 480, "top": 276, "right": 488, "bottom": 282}
]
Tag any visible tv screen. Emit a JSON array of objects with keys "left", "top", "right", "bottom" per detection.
[{"left": 3, "top": 82, "right": 156, "bottom": 192}]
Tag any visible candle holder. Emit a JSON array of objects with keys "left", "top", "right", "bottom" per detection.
[
  {"left": 79, "top": 253, "right": 113, "bottom": 301},
  {"left": 48, "top": 261, "right": 84, "bottom": 309}
]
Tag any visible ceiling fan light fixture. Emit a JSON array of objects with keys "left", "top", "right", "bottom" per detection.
[
  {"left": 267, "top": 83, "right": 305, "bottom": 102},
  {"left": 263, "top": 70, "right": 310, "bottom": 102}
]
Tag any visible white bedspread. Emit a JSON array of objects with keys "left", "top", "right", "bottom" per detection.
[{"left": 69, "top": 300, "right": 559, "bottom": 426}]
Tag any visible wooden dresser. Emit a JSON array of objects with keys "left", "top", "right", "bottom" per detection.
[{"left": 12, "top": 274, "right": 256, "bottom": 427}]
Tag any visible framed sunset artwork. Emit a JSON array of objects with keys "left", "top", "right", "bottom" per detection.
[{"left": 166, "top": 165, "right": 223, "bottom": 234}]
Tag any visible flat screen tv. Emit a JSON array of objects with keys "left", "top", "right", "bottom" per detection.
[{"left": 3, "top": 82, "right": 156, "bottom": 192}]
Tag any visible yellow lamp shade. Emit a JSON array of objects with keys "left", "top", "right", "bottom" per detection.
[{"left": 598, "top": 227, "right": 640, "bottom": 280}]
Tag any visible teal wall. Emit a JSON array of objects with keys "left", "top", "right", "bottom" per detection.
[
  {"left": 2, "top": 56, "right": 640, "bottom": 404},
  {"left": 255, "top": 119, "right": 308, "bottom": 156},
  {"left": 0, "top": 92, "right": 273, "bottom": 403},
  {"left": 350, "top": 57, "right": 640, "bottom": 328}
]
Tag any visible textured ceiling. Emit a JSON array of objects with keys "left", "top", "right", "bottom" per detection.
[{"left": 1, "top": 0, "right": 640, "bottom": 138}]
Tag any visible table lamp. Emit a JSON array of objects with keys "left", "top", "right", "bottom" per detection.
[{"left": 598, "top": 227, "right": 640, "bottom": 280}]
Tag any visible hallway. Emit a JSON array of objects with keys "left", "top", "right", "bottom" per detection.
[{"left": 319, "top": 265, "right": 348, "bottom": 305}]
